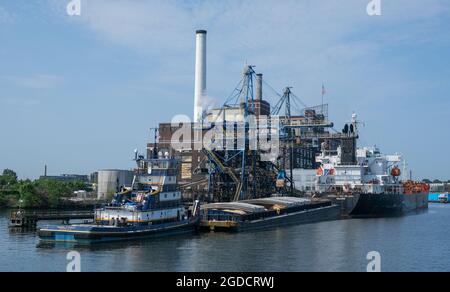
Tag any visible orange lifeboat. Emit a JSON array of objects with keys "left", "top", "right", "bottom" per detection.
[
  {"left": 316, "top": 168, "right": 324, "bottom": 176},
  {"left": 391, "top": 167, "right": 401, "bottom": 177}
]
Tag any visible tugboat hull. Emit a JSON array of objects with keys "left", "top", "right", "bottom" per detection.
[{"left": 38, "top": 219, "right": 199, "bottom": 244}]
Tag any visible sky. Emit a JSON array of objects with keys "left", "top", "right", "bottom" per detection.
[{"left": 0, "top": 0, "right": 449, "bottom": 180}]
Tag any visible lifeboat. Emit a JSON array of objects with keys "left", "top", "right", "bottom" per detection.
[
  {"left": 391, "top": 167, "right": 401, "bottom": 177},
  {"left": 316, "top": 168, "right": 324, "bottom": 176}
]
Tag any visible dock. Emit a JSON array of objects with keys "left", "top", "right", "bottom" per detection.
[{"left": 9, "top": 210, "right": 94, "bottom": 228}]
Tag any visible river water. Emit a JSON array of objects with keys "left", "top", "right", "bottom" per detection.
[{"left": 0, "top": 204, "right": 449, "bottom": 272}]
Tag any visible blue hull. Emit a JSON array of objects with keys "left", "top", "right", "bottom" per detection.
[
  {"left": 429, "top": 193, "right": 449, "bottom": 203},
  {"left": 38, "top": 219, "right": 199, "bottom": 244}
]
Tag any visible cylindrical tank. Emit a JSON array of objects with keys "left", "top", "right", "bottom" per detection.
[{"left": 97, "top": 170, "right": 134, "bottom": 200}]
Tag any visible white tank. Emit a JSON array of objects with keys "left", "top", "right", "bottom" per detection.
[{"left": 97, "top": 170, "right": 134, "bottom": 200}]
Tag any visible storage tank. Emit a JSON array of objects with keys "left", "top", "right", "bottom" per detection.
[{"left": 97, "top": 170, "right": 134, "bottom": 200}]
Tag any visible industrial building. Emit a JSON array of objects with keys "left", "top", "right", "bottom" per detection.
[
  {"left": 145, "top": 30, "right": 358, "bottom": 203},
  {"left": 39, "top": 174, "right": 89, "bottom": 183}
]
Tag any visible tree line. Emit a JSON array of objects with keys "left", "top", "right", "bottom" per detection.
[
  {"left": 0, "top": 169, "right": 86, "bottom": 208},
  {"left": 422, "top": 179, "right": 450, "bottom": 184}
]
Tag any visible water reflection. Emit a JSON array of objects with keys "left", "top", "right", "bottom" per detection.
[{"left": 0, "top": 206, "right": 449, "bottom": 272}]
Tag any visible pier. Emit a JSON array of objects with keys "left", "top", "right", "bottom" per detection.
[{"left": 9, "top": 210, "right": 94, "bottom": 228}]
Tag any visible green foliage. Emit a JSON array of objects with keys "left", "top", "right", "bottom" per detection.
[
  {"left": 0, "top": 169, "right": 18, "bottom": 187},
  {"left": 19, "top": 181, "right": 47, "bottom": 208},
  {"left": 0, "top": 169, "right": 87, "bottom": 208},
  {"left": 0, "top": 195, "right": 6, "bottom": 207}
]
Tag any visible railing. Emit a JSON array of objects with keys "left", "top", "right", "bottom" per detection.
[{"left": 10, "top": 210, "right": 94, "bottom": 221}]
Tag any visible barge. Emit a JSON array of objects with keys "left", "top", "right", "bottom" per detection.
[{"left": 199, "top": 197, "right": 340, "bottom": 232}]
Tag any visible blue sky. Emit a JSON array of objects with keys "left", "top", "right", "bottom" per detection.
[{"left": 0, "top": 0, "right": 449, "bottom": 180}]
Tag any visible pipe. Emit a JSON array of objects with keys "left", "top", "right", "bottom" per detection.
[{"left": 256, "top": 73, "right": 263, "bottom": 101}]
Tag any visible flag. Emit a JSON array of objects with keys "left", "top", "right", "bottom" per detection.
[{"left": 322, "top": 84, "right": 326, "bottom": 96}]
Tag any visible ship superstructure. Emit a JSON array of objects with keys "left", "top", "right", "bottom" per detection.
[
  {"left": 95, "top": 153, "right": 188, "bottom": 226},
  {"left": 317, "top": 146, "right": 404, "bottom": 194},
  {"left": 315, "top": 116, "right": 429, "bottom": 217}
]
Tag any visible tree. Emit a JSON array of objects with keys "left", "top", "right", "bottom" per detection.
[
  {"left": 19, "top": 181, "right": 47, "bottom": 208},
  {"left": 422, "top": 179, "right": 432, "bottom": 184},
  {"left": 0, "top": 169, "right": 18, "bottom": 187},
  {"left": 433, "top": 179, "right": 442, "bottom": 184}
]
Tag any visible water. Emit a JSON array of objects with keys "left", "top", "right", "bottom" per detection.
[{"left": 1, "top": 204, "right": 449, "bottom": 272}]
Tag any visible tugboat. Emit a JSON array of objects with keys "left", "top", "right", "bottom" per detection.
[
  {"left": 316, "top": 146, "right": 429, "bottom": 217},
  {"left": 38, "top": 150, "right": 200, "bottom": 244}
]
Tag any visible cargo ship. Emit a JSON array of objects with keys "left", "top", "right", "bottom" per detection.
[
  {"left": 199, "top": 197, "right": 340, "bottom": 232},
  {"left": 316, "top": 146, "right": 429, "bottom": 217},
  {"left": 38, "top": 151, "right": 200, "bottom": 244}
]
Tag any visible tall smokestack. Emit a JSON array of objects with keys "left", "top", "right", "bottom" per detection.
[
  {"left": 194, "top": 30, "right": 207, "bottom": 123},
  {"left": 256, "top": 73, "right": 263, "bottom": 101}
]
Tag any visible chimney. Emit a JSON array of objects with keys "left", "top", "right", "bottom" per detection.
[
  {"left": 194, "top": 30, "right": 207, "bottom": 123},
  {"left": 256, "top": 73, "right": 263, "bottom": 101}
]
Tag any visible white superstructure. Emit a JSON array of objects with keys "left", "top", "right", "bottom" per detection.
[{"left": 316, "top": 146, "right": 403, "bottom": 194}]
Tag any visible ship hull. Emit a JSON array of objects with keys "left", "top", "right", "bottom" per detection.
[
  {"left": 329, "top": 193, "right": 428, "bottom": 218},
  {"left": 38, "top": 218, "right": 199, "bottom": 244},
  {"left": 235, "top": 204, "right": 341, "bottom": 232}
]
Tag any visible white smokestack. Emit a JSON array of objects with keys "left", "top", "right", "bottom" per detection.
[{"left": 194, "top": 30, "right": 207, "bottom": 123}]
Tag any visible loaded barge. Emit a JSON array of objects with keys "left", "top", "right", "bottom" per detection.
[
  {"left": 199, "top": 197, "right": 340, "bottom": 232},
  {"left": 38, "top": 151, "right": 200, "bottom": 244}
]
